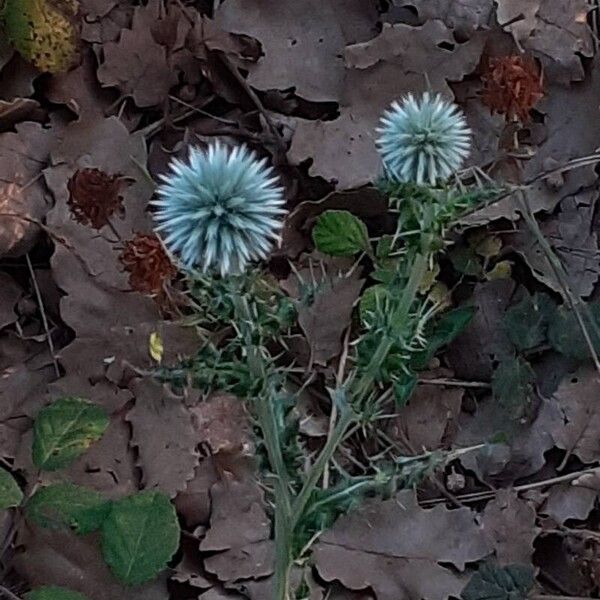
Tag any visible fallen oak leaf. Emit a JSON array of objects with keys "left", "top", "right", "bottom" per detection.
[
  {"left": 314, "top": 490, "right": 492, "bottom": 600},
  {"left": 127, "top": 378, "right": 199, "bottom": 498}
]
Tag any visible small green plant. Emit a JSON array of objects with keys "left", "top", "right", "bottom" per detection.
[{"left": 0, "top": 397, "right": 180, "bottom": 589}]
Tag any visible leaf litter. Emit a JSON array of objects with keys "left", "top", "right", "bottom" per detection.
[{"left": 0, "top": 0, "right": 598, "bottom": 599}]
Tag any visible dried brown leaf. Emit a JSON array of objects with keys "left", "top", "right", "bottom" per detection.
[
  {"left": 15, "top": 528, "right": 168, "bottom": 600},
  {"left": 289, "top": 21, "right": 485, "bottom": 188},
  {"left": 550, "top": 367, "right": 600, "bottom": 464},
  {"left": 201, "top": 478, "right": 273, "bottom": 582},
  {"left": 482, "top": 489, "right": 537, "bottom": 565},
  {"left": 214, "top": 0, "right": 378, "bottom": 102},
  {"left": 127, "top": 378, "right": 200, "bottom": 498},
  {"left": 314, "top": 490, "right": 491, "bottom": 600},
  {"left": 294, "top": 272, "right": 363, "bottom": 365}
]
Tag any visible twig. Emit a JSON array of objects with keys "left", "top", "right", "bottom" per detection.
[
  {"left": 418, "top": 377, "right": 491, "bottom": 389},
  {"left": 420, "top": 465, "right": 600, "bottom": 506},
  {"left": 25, "top": 254, "right": 60, "bottom": 378},
  {"left": 215, "top": 52, "right": 287, "bottom": 154},
  {"left": 516, "top": 190, "right": 600, "bottom": 380},
  {"left": 0, "top": 585, "right": 21, "bottom": 600},
  {"left": 531, "top": 596, "right": 595, "bottom": 600}
]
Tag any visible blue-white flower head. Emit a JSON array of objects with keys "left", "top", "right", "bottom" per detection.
[
  {"left": 153, "top": 142, "right": 286, "bottom": 276},
  {"left": 376, "top": 92, "right": 471, "bottom": 186}
]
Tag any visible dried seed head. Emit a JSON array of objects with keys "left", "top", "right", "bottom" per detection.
[
  {"left": 120, "top": 232, "right": 176, "bottom": 295},
  {"left": 67, "top": 168, "right": 124, "bottom": 229},
  {"left": 480, "top": 55, "right": 544, "bottom": 122}
]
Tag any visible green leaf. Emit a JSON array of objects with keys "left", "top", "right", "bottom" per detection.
[
  {"left": 312, "top": 210, "right": 370, "bottom": 256},
  {"left": 449, "top": 244, "right": 484, "bottom": 277},
  {"left": 411, "top": 306, "right": 476, "bottom": 370},
  {"left": 25, "top": 483, "right": 111, "bottom": 534},
  {"left": 26, "top": 586, "right": 88, "bottom": 600},
  {"left": 32, "top": 397, "right": 109, "bottom": 471},
  {"left": 101, "top": 490, "right": 180, "bottom": 585},
  {"left": 0, "top": 467, "right": 23, "bottom": 509},
  {"left": 1, "top": 0, "right": 79, "bottom": 73},
  {"left": 461, "top": 563, "right": 534, "bottom": 600},
  {"left": 393, "top": 371, "right": 417, "bottom": 408},
  {"left": 503, "top": 292, "right": 554, "bottom": 351},
  {"left": 548, "top": 302, "right": 600, "bottom": 361},
  {"left": 492, "top": 356, "right": 535, "bottom": 421},
  {"left": 358, "top": 284, "right": 387, "bottom": 325}
]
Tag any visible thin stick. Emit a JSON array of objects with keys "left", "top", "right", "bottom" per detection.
[
  {"left": 25, "top": 254, "right": 60, "bottom": 378},
  {"left": 516, "top": 191, "right": 600, "bottom": 378},
  {"left": 418, "top": 377, "right": 491, "bottom": 389},
  {"left": 216, "top": 53, "right": 287, "bottom": 154},
  {"left": 420, "top": 465, "right": 600, "bottom": 506},
  {"left": 0, "top": 586, "right": 21, "bottom": 600}
]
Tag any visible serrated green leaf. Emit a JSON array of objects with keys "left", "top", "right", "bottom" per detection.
[
  {"left": 312, "top": 210, "right": 370, "bottom": 256},
  {"left": 548, "top": 302, "right": 600, "bottom": 361},
  {"left": 1, "top": 0, "right": 79, "bottom": 73},
  {"left": 411, "top": 306, "right": 476, "bottom": 370},
  {"left": 101, "top": 490, "right": 180, "bottom": 585},
  {"left": 0, "top": 467, "right": 22, "bottom": 509},
  {"left": 461, "top": 563, "right": 534, "bottom": 600},
  {"left": 503, "top": 292, "right": 554, "bottom": 351},
  {"left": 25, "top": 586, "right": 88, "bottom": 600},
  {"left": 25, "top": 483, "right": 110, "bottom": 534},
  {"left": 492, "top": 356, "right": 535, "bottom": 421},
  {"left": 32, "top": 397, "right": 109, "bottom": 471},
  {"left": 358, "top": 284, "right": 387, "bottom": 325}
]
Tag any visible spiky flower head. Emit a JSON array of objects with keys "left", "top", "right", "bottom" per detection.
[
  {"left": 153, "top": 143, "right": 286, "bottom": 276},
  {"left": 376, "top": 92, "right": 471, "bottom": 186}
]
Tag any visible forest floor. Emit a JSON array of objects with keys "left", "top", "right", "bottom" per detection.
[{"left": 1, "top": 1, "right": 600, "bottom": 600}]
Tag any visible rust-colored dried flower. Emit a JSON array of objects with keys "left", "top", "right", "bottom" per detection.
[
  {"left": 481, "top": 55, "right": 543, "bottom": 122},
  {"left": 120, "top": 232, "right": 176, "bottom": 295},
  {"left": 67, "top": 168, "right": 124, "bottom": 229}
]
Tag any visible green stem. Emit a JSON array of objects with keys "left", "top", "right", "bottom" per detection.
[
  {"left": 290, "top": 406, "right": 356, "bottom": 530},
  {"left": 272, "top": 499, "right": 292, "bottom": 600},
  {"left": 352, "top": 252, "right": 429, "bottom": 399}
]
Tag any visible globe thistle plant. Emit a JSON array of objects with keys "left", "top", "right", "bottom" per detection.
[
  {"left": 153, "top": 143, "right": 286, "bottom": 276},
  {"left": 376, "top": 92, "right": 471, "bottom": 186}
]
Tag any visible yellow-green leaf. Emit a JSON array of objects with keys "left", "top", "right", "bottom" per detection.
[
  {"left": 32, "top": 397, "right": 109, "bottom": 471},
  {"left": 149, "top": 331, "right": 163, "bottom": 363},
  {"left": 1, "top": 0, "right": 78, "bottom": 73}
]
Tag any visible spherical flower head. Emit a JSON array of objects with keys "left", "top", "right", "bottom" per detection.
[
  {"left": 376, "top": 92, "right": 471, "bottom": 186},
  {"left": 153, "top": 143, "right": 286, "bottom": 276}
]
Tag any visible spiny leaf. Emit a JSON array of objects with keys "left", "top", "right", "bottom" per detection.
[
  {"left": 25, "top": 483, "right": 111, "bottom": 534},
  {"left": 312, "top": 210, "right": 370, "bottom": 256},
  {"left": 503, "top": 292, "right": 554, "bottom": 351},
  {"left": 32, "top": 397, "right": 109, "bottom": 471},
  {"left": 101, "top": 490, "right": 180, "bottom": 585},
  {"left": 25, "top": 586, "right": 88, "bottom": 600},
  {"left": 0, "top": 467, "right": 23, "bottom": 509},
  {"left": 411, "top": 306, "right": 476, "bottom": 370},
  {"left": 1, "top": 0, "right": 78, "bottom": 73},
  {"left": 461, "top": 563, "right": 534, "bottom": 600}
]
